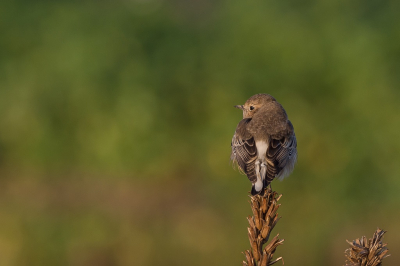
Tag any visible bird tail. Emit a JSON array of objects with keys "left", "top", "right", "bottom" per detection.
[
  {"left": 251, "top": 163, "right": 268, "bottom": 195},
  {"left": 251, "top": 174, "right": 264, "bottom": 196},
  {"left": 251, "top": 184, "right": 262, "bottom": 195},
  {"left": 251, "top": 180, "right": 271, "bottom": 195}
]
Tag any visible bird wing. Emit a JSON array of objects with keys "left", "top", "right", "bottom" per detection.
[
  {"left": 266, "top": 120, "right": 297, "bottom": 183},
  {"left": 231, "top": 118, "right": 258, "bottom": 183}
]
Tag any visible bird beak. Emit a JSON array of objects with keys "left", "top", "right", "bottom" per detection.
[{"left": 234, "top": 105, "right": 244, "bottom": 110}]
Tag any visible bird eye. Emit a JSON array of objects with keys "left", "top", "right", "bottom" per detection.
[{"left": 250, "top": 106, "right": 255, "bottom": 111}]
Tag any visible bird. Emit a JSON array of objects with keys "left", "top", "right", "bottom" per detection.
[{"left": 231, "top": 94, "right": 297, "bottom": 195}]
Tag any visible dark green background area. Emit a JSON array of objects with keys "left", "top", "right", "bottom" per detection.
[{"left": 1, "top": 0, "right": 400, "bottom": 265}]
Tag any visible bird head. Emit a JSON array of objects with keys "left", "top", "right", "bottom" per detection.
[{"left": 235, "top": 94, "right": 276, "bottom": 119}]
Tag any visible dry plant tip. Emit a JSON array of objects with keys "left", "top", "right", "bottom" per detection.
[
  {"left": 344, "top": 228, "right": 390, "bottom": 266},
  {"left": 242, "top": 188, "right": 284, "bottom": 266}
]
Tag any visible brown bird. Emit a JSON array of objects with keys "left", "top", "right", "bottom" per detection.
[{"left": 231, "top": 94, "right": 297, "bottom": 195}]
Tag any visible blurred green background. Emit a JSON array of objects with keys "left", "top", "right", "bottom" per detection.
[{"left": 1, "top": 0, "right": 400, "bottom": 265}]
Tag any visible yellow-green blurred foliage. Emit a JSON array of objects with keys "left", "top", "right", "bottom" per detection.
[{"left": 1, "top": 0, "right": 400, "bottom": 265}]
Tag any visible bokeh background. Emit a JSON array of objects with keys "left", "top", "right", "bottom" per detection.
[{"left": 1, "top": 0, "right": 400, "bottom": 265}]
